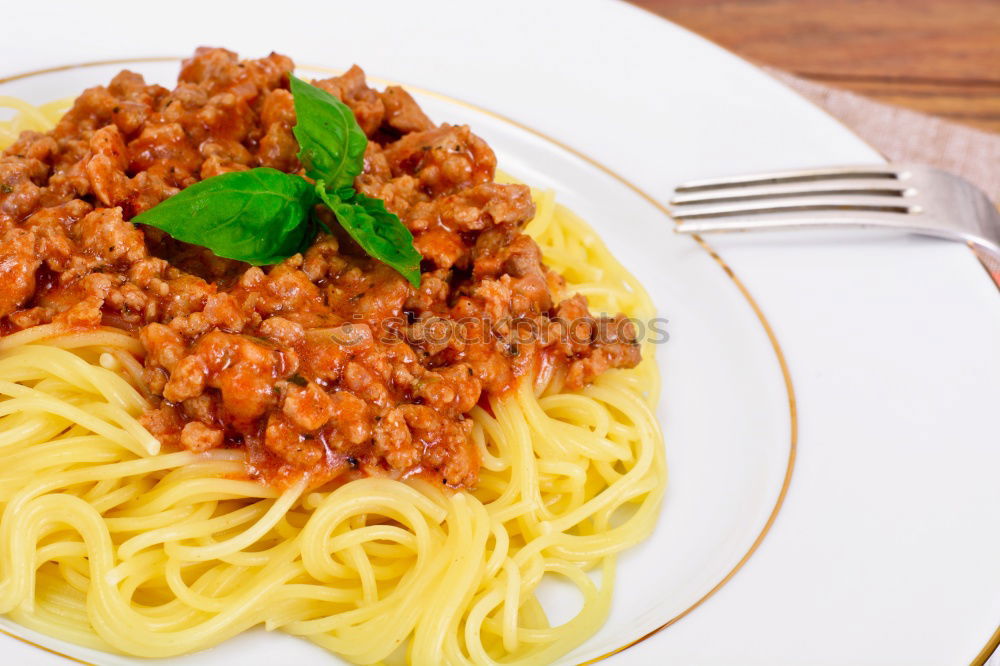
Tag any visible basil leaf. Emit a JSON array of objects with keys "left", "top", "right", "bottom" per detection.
[
  {"left": 132, "top": 168, "right": 318, "bottom": 265},
  {"left": 131, "top": 77, "right": 424, "bottom": 278},
  {"left": 290, "top": 74, "right": 368, "bottom": 189},
  {"left": 316, "top": 186, "right": 422, "bottom": 287}
]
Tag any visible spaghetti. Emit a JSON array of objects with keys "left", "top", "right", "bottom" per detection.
[{"left": 0, "top": 71, "right": 665, "bottom": 664}]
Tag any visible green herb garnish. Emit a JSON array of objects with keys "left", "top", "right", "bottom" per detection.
[
  {"left": 132, "top": 74, "right": 421, "bottom": 286},
  {"left": 287, "top": 373, "right": 309, "bottom": 387},
  {"left": 315, "top": 187, "right": 421, "bottom": 286},
  {"left": 289, "top": 74, "right": 368, "bottom": 189},
  {"left": 131, "top": 168, "right": 317, "bottom": 265}
]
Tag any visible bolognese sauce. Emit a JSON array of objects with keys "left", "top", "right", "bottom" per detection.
[{"left": 0, "top": 48, "right": 640, "bottom": 489}]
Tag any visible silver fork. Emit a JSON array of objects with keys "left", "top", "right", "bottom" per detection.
[{"left": 670, "top": 164, "right": 1000, "bottom": 273}]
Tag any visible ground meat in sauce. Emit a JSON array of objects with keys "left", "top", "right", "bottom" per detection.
[{"left": 0, "top": 47, "right": 642, "bottom": 489}]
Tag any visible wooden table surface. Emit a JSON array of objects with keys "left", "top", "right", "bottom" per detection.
[{"left": 631, "top": 0, "right": 1000, "bottom": 134}]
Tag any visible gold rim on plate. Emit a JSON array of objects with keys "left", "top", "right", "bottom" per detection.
[{"left": 0, "top": 56, "right": 799, "bottom": 666}]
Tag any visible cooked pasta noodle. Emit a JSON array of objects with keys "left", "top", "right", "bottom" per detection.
[
  {"left": 0, "top": 96, "right": 73, "bottom": 147},
  {"left": 0, "top": 95, "right": 664, "bottom": 664}
]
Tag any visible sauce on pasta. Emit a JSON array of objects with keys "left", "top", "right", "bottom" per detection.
[{"left": 0, "top": 47, "right": 641, "bottom": 490}]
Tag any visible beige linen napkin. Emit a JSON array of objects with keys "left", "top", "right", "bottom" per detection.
[
  {"left": 766, "top": 67, "right": 1000, "bottom": 286},
  {"left": 765, "top": 67, "right": 1000, "bottom": 203}
]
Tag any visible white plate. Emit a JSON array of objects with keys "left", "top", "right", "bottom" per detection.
[{"left": 2, "top": 1, "right": 999, "bottom": 664}]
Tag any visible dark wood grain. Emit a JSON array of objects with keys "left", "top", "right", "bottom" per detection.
[{"left": 631, "top": 0, "right": 1000, "bottom": 133}]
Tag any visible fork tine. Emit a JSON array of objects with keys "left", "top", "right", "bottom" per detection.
[
  {"left": 670, "top": 179, "right": 916, "bottom": 205},
  {"left": 671, "top": 195, "right": 922, "bottom": 219},
  {"left": 674, "top": 165, "right": 904, "bottom": 192},
  {"left": 673, "top": 210, "right": 926, "bottom": 235}
]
